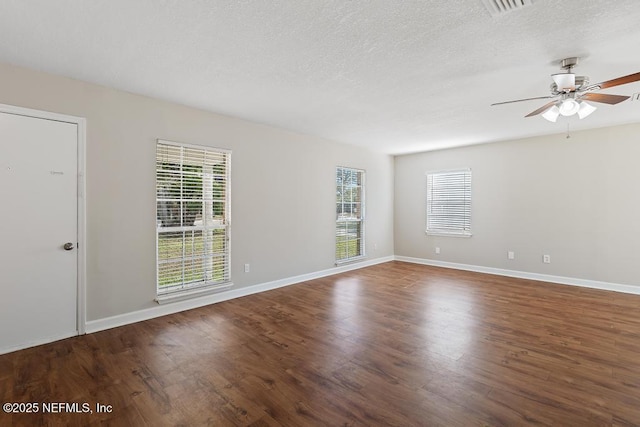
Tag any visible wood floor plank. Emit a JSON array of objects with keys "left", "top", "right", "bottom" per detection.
[{"left": 2, "top": 261, "right": 640, "bottom": 425}]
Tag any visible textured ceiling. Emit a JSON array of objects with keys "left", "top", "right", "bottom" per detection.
[{"left": 0, "top": 0, "right": 639, "bottom": 154}]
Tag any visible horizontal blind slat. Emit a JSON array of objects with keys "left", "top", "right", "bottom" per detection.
[
  {"left": 336, "top": 166, "right": 366, "bottom": 262},
  {"left": 156, "top": 141, "right": 231, "bottom": 294},
  {"left": 426, "top": 169, "right": 472, "bottom": 234}
]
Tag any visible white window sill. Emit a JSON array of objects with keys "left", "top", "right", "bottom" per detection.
[
  {"left": 335, "top": 255, "right": 367, "bottom": 266},
  {"left": 155, "top": 281, "right": 234, "bottom": 304}
]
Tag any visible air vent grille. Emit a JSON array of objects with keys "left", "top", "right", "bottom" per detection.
[{"left": 481, "top": 0, "right": 533, "bottom": 17}]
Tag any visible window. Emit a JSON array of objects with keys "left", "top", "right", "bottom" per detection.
[
  {"left": 426, "top": 168, "right": 472, "bottom": 237},
  {"left": 156, "top": 140, "right": 231, "bottom": 299},
  {"left": 336, "top": 166, "right": 365, "bottom": 263}
]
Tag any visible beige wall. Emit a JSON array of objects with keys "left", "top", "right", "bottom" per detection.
[
  {"left": 395, "top": 123, "right": 640, "bottom": 287},
  {"left": 4, "top": 58, "right": 639, "bottom": 325},
  {"left": 0, "top": 62, "right": 394, "bottom": 321}
]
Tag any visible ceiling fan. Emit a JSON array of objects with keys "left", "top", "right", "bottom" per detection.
[{"left": 491, "top": 57, "right": 640, "bottom": 122}]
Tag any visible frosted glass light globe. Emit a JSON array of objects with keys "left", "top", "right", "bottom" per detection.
[{"left": 559, "top": 99, "right": 580, "bottom": 116}]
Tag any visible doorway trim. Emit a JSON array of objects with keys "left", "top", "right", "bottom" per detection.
[{"left": 0, "top": 103, "right": 87, "bottom": 336}]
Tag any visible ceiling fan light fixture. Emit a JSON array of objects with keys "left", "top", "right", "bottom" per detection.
[
  {"left": 552, "top": 73, "right": 576, "bottom": 92},
  {"left": 492, "top": 57, "right": 640, "bottom": 124},
  {"left": 541, "top": 105, "right": 560, "bottom": 122},
  {"left": 577, "top": 101, "right": 597, "bottom": 119},
  {"left": 559, "top": 98, "right": 580, "bottom": 116}
]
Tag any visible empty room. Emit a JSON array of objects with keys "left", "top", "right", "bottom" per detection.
[{"left": 2, "top": 1, "right": 640, "bottom": 425}]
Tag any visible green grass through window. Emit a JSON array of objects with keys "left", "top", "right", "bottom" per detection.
[{"left": 157, "top": 231, "right": 227, "bottom": 288}]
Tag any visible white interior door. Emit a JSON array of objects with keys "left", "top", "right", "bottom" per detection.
[{"left": 0, "top": 110, "right": 79, "bottom": 354}]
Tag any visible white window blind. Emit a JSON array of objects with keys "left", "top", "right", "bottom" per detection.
[
  {"left": 426, "top": 169, "right": 472, "bottom": 237},
  {"left": 336, "top": 166, "right": 365, "bottom": 263},
  {"left": 156, "top": 140, "right": 231, "bottom": 296}
]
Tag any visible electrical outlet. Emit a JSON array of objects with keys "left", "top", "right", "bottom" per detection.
[
  {"left": 244, "top": 263, "right": 250, "bottom": 273},
  {"left": 543, "top": 255, "right": 551, "bottom": 264},
  {"left": 435, "top": 247, "right": 440, "bottom": 254},
  {"left": 508, "top": 251, "right": 515, "bottom": 260}
]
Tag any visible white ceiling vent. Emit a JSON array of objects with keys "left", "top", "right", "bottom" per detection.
[{"left": 481, "top": 0, "right": 533, "bottom": 17}]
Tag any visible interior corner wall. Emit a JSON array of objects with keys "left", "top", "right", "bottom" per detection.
[
  {"left": 0, "top": 62, "right": 394, "bottom": 322},
  {"left": 394, "top": 123, "right": 640, "bottom": 288}
]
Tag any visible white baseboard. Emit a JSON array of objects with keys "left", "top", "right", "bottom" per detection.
[
  {"left": 0, "top": 331, "right": 78, "bottom": 356},
  {"left": 85, "top": 256, "right": 394, "bottom": 334},
  {"left": 394, "top": 255, "right": 640, "bottom": 295},
  {"left": 82, "top": 254, "right": 640, "bottom": 335}
]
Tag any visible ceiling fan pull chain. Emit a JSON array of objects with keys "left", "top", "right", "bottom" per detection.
[{"left": 566, "top": 123, "right": 571, "bottom": 139}]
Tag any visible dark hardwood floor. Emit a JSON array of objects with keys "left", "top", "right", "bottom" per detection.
[{"left": 2, "top": 261, "right": 640, "bottom": 426}]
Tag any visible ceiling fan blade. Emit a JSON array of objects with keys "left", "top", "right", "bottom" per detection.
[
  {"left": 595, "top": 71, "right": 640, "bottom": 90},
  {"left": 581, "top": 92, "right": 629, "bottom": 105},
  {"left": 491, "top": 96, "right": 556, "bottom": 106},
  {"left": 525, "top": 100, "right": 558, "bottom": 118}
]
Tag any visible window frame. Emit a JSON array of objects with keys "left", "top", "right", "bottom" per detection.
[
  {"left": 155, "top": 139, "right": 232, "bottom": 302},
  {"left": 425, "top": 168, "right": 472, "bottom": 237},
  {"left": 335, "top": 166, "right": 366, "bottom": 264}
]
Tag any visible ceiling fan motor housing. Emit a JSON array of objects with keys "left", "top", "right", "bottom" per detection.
[{"left": 550, "top": 76, "right": 588, "bottom": 94}]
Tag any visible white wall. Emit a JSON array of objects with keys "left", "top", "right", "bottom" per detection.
[
  {"left": 395, "top": 123, "right": 640, "bottom": 288},
  {"left": 0, "top": 62, "right": 394, "bottom": 321}
]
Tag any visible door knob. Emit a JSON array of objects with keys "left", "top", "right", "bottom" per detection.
[{"left": 63, "top": 242, "right": 75, "bottom": 251}]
